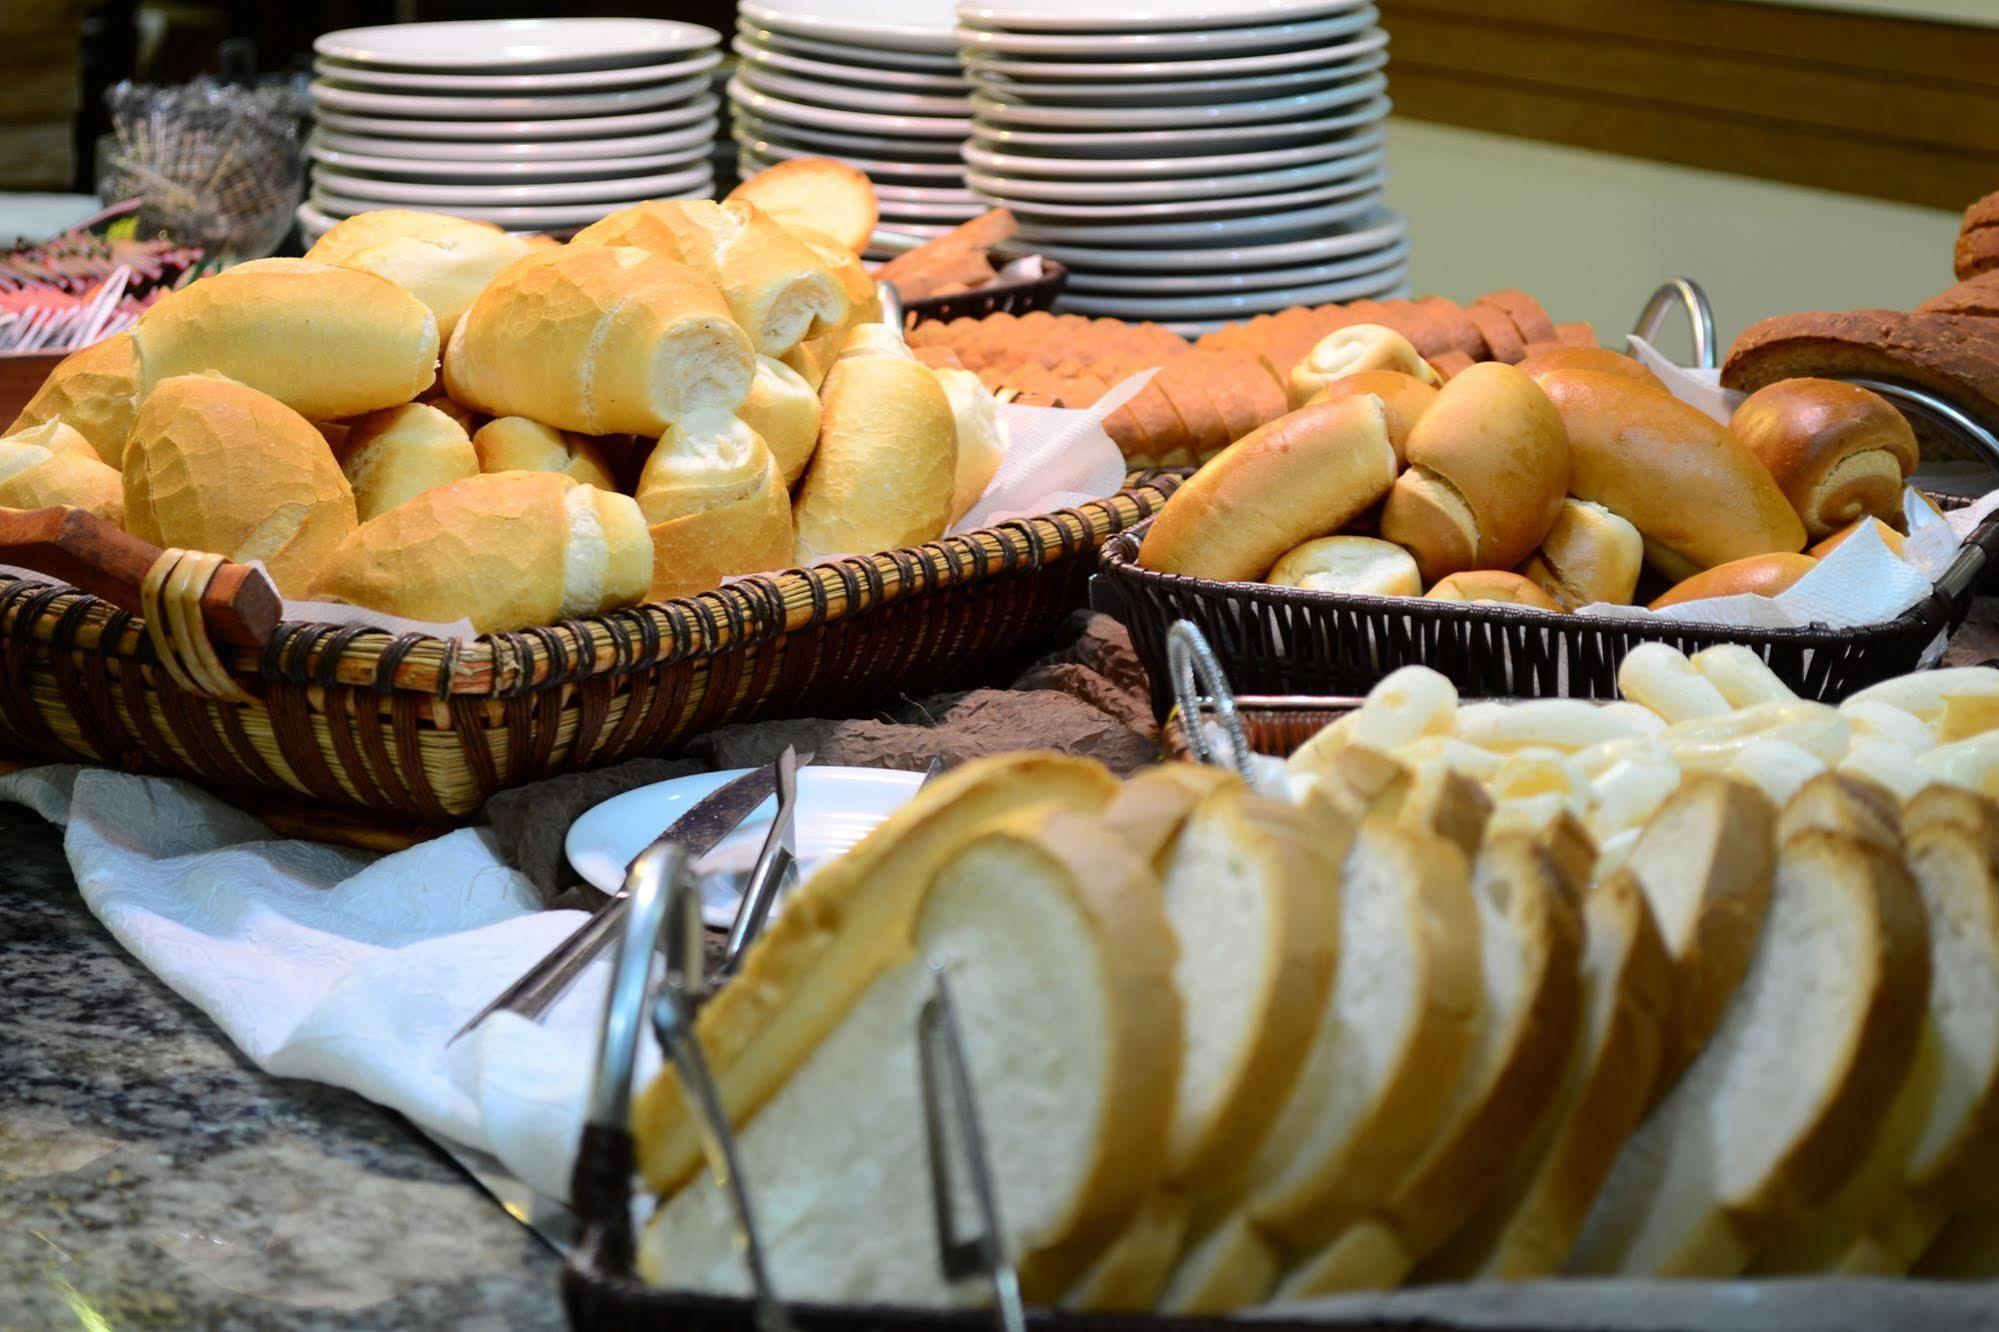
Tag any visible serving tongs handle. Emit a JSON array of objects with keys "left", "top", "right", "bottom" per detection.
[
  {"left": 1167, "top": 620, "right": 1256, "bottom": 786},
  {"left": 1630, "top": 277, "right": 1717, "bottom": 370}
]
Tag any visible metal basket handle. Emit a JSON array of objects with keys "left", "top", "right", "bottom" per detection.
[
  {"left": 1630, "top": 278, "right": 1718, "bottom": 370},
  {"left": 877, "top": 278, "right": 905, "bottom": 335},
  {"left": 1167, "top": 620, "right": 1256, "bottom": 786}
]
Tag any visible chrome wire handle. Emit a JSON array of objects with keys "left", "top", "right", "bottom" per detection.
[
  {"left": 1631, "top": 277, "right": 1718, "bottom": 369},
  {"left": 1167, "top": 620, "right": 1256, "bottom": 786}
]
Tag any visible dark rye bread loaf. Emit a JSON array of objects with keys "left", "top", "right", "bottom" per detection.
[
  {"left": 1918, "top": 272, "right": 1999, "bottom": 319},
  {"left": 1956, "top": 192, "right": 1999, "bottom": 280}
]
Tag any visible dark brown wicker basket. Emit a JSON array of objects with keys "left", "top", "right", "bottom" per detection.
[{"left": 899, "top": 258, "right": 1068, "bottom": 325}]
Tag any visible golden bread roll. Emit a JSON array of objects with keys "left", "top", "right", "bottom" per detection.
[
  {"left": 1810, "top": 516, "right": 1908, "bottom": 560},
  {"left": 1728, "top": 378, "right": 1918, "bottom": 539},
  {"left": 636, "top": 410, "right": 794, "bottom": 601},
  {"left": 0, "top": 422, "right": 124, "bottom": 523},
  {"left": 1378, "top": 361, "right": 1570, "bottom": 584},
  {"left": 1286, "top": 323, "right": 1441, "bottom": 407},
  {"left": 305, "top": 208, "right": 534, "bottom": 337},
  {"left": 416, "top": 383, "right": 483, "bottom": 435},
  {"left": 1537, "top": 368, "right": 1806, "bottom": 581},
  {"left": 1515, "top": 345, "right": 1664, "bottom": 389},
  {"left": 793, "top": 355, "right": 957, "bottom": 562},
  {"left": 569, "top": 198, "right": 848, "bottom": 356},
  {"left": 780, "top": 337, "right": 830, "bottom": 391},
  {"left": 1304, "top": 370, "right": 1439, "bottom": 465},
  {"left": 1266, "top": 535, "right": 1421, "bottom": 597},
  {"left": 132, "top": 258, "right": 439, "bottom": 422},
  {"left": 728, "top": 157, "right": 880, "bottom": 257},
  {"left": 785, "top": 223, "right": 881, "bottom": 327},
  {"left": 307, "top": 470, "right": 650, "bottom": 631},
  {"left": 738, "top": 355, "right": 822, "bottom": 485},
  {"left": 1649, "top": 552, "right": 1819, "bottom": 609},
  {"left": 472, "top": 416, "right": 616, "bottom": 490},
  {"left": 933, "top": 366, "right": 1007, "bottom": 524},
  {"left": 6, "top": 331, "right": 138, "bottom": 468},
  {"left": 1425, "top": 569, "right": 1565, "bottom": 611},
  {"left": 1136, "top": 396, "right": 1399, "bottom": 582},
  {"left": 1519, "top": 498, "right": 1644, "bottom": 609},
  {"left": 124, "top": 374, "right": 357, "bottom": 595},
  {"left": 445, "top": 245, "right": 753, "bottom": 436},
  {"left": 832, "top": 321, "right": 915, "bottom": 365},
  {"left": 336, "top": 402, "right": 478, "bottom": 521}
]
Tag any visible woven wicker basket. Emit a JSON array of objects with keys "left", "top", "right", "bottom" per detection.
[{"left": 0, "top": 477, "right": 1175, "bottom": 820}]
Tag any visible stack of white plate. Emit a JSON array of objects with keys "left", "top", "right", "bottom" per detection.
[
  {"left": 957, "top": 0, "right": 1407, "bottom": 333},
  {"left": 731, "top": 0, "right": 979, "bottom": 255},
  {"left": 303, "top": 18, "right": 723, "bottom": 241}
]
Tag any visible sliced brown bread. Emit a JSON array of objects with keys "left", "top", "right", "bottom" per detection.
[{"left": 1916, "top": 271, "right": 1999, "bottom": 319}]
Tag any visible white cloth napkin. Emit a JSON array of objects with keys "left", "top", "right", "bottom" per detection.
[{"left": 1, "top": 764, "right": 650, "bottom": 1203}]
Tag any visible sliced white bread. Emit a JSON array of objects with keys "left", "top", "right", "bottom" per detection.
[
  {"left": 633, "top": 752, "right": 1121, "bottom": 1193},
  {"left": 1099, "top": 763, "right": 1245, "bottom": 869},
  {"left": 1316, "top": 744, "right": 1493, "bottom": 862},
  {"left": 637, "top": 806, "right": 1178, "bottom": 1303},
  {"left": 1416, "top": 870, "right": 1674, "bottom": 1279},
  {"left": 1061, "top": 1194, "right": 1191, "bottom": 1312},
  {"left": 1278, "top": 830, "right": 1583, "bottom": 1295},
  {"left": 1567, "top": 826, "right": 1931, "bottom": 1276}
]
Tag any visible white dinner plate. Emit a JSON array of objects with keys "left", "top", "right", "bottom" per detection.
[
  {"left": 730, "top": 78, "right": 971, "bottom": 137},
  {"left": 311, "top": 51, "right": 719, "bottom": 93},
  {"left": 1013, "top": 192, "right": 1382, "bottom": 245},
  {"left": 734, "top": 19, "right": 963, "bottom": 72},
  {"left": 879, "top": 197, "right": 989, "bottom": 223},
  {"left": 740, "top": 0, "right": 959, "bottom": 53},
  {"left": 1062, "top": 234, "right": 1410, "bottom": 293},
  {"left": 958, "top": 0, "right": 1363, "bottom": 33},
  {"left": 960, "top": 126, "right": 1382, "bottom": 181},
  {"left": 970, "top": 96, "right": 1389, "bottom": 158},
  {"left": 988, "top": 169, "right": 1386, "bottom": 223},
  {"left": 1026, "top": 207, "right": 1403, "bottom": 271},
  {"left": 962, "top": 29, "right": 1384, "bottom": 81},
  {"left": 734, "top": 113, "right": 968, "bottom": 161},
  {"left": 565, "top": 765, "right": 926, "bottom": 926},
  {"left": 295, "top": 201, "right": 338, "bottom": 243},
  {"left": 314, "top": 98, "right": 719, "bottom": 141},
  {"left": 309, "top": 141, "right": 711, "bottom": 181},
  {"left": 310, "top": 181, "right": 711, "bottom": 229},
  {"left": 733, "top": 128, "right": 968, "bottom": 180},
  {"left": 312, "top": 123, "right": 715, "bottom": 162},
  {"left": 969, "top": 72, "right": 1385, "bottom": 130},
  {"left": 314, "top": 162, "right": 713, "bottom": 205},
  {"left": 1059, "top": 262, "right": 1409, "bottom": 320},
  {"left": 736, "top": 63, "right": 971, "bottom": 116},
  {"left": 964, "top": 144, "right": 1382, "bottom": 201},
  {"left": 733, "top": 39, "right": 969, "bottom": 93},
  {"left": 969, "top": 51, "right": 1386, "bottom": 107},
  {"left": 957, "top": 7, "right": 1375, "bottom": 56},
  {"left": 315, "top": 18, "right": 718, "bottom": 72},
  {"left": 311, "top": 76, "right": 708, "bottom": 120}
]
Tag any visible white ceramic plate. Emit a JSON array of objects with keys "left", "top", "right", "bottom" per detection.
[
  {"left": 1026, "top": 207, "right": 1403, "bottom": 271},
  {"left": 957, "top": 6, "right": 1375, "bottom": 56},
  {"left": 311, "top": 75, "right": 708, "bottom": 120},
  {"left": 296, "top": 201, "right": 338, "bottom": 243},
  {"left": 1013, "top": 191, "right": 1381, "bottom": 245},
  {"left": 734, "top": 19, "right": 963, "bottom": 72},
  {"left": 960, "top": 126, "right": 1382, "bottom": 181},
  {"left": 565, "top": 766, "right": 925, "bottom": 925},
  {"left": 311, "top": 51, "right": 719, "bottom": 93},
  {"left": 730, "top": 77, "right": 971, "bottom": 137},
  {"left": 310, "top": 179, "right": 711, "bottom": 228},
  {"left": 312, "top": 123, "right": 716, "bottom": 162},
  {"left": 1060, "top": 262, "right": 1409, "bottom": 319},
  {"left": 734, "top": 39, "right": 969, "bottom": 93},
  {"left": 734, "top": 112, "right": 967, "bottom": 161},
  {"left": 879, "top": 196, "right": 989, "bottom": 222},
  {"left": 970, "top": 95, "right": 1389, "bottom": 157},
  {"left": 736, "top": 64, "right": 971, "bottom": 116},
  {"left": 740, "top": 0, "right": 959, "bottom": 53},
  {"left": 962, "top": 28, "right": 1383, "bottom": 81},
  {"left": 958, "top": 0, "right": 1362, "bottom": 33},
  {"left": 314, "top": 98, "right": 719, "bottom": 141},
  {"left": 1062, "top": 234, "right": 1410, "bottom": 293},
  {"left": 969, "top": 51, "right": 1385, "bottom": 107},
  {"left": 988, "top": 168, "right": 1386, "bottom": 223},
  {"left": 963, "top": 144, "right": 1382, "bottom": 200},
  {"left": 315, "top": 18, "right": 718, "bottom": 72},
  {"left": 314, "top": 161, "right": 713, "bottom": 205},
  {"left": 969, "top": 73, "right": 1385, "bottom": 130},
  {"left": 309, "top": 141, "right": 711, "bottom": 181},
  {"left": 733, "top": 127, "right": 968, "bottom": 180}
]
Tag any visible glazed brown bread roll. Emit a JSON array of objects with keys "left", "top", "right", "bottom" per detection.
[
  {"left": 1648, "top": 552, "right": 1818, "bottom": 610},
  {"left": 1266, "top": 535, "right": 1421, "bottom": 597},
  {"left": 308, "top": 471, "right": 650, "bottom": 632},
  {"left": 1136, "top": 396, "right": 1398, "bottom": 583},
  {"left": 446, "top": 245, "right": 754, "bottom": 437},
  {"left": 6, "top": 330, "right": 139, "bottom": 468},
  {"left": 471, "top": 416, "right": 617, "bottom": 490},
  {"left": 1378, "top": 362, "right": 1569, "bottom": 584},
  {"left": 1514, "top": 345, "right": 1663, "bottom": 391},
  {"left": 0, "top": 421, "right": 124, "bottom": 523},
  {"left": 305, "top": 208, "right": 534, "bottom": 338},
  {"left": 1537, "top": 368, "right": 1805, "bottom": 581},
  {"left": 1519, "top": 498, "right": 1644, "bottom": 610},
  {"left": 1728, "top": 379, "right": 1918, "bottom": 539},
  {"left": 792, "top": 355, "right": 957, "bottom": 563},
  {"left": 636, "top": 411, "right": 794, "bottom": 601},
  {"left": 124, "top": 374, "right": 358, "bottom": 596},
  {"left": 133, "top": 258, "right": 439, "bottom": 422},
  {"left": 337, "top": 403, "right": 478, "bottom": 522},
  {"left": 1304, "top": 370, "right": 1438, "bottom": 465},
  {"left": 1424, "top": 570, "right": 1563, "bottom": 612},
  {"left": 737, "top": 355, "right": 822, "bottom": 486}
]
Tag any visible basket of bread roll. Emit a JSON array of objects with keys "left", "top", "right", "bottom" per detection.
[
  {"left": 1099, "top": 313, "right": 1999, "bottom": 708},
  {"left": 560, "top": 653, "right": 1999, "bottom": 1324},
  {"left": 874, "top": 206, "right": 1068, "bottom": 326},
  {"left": 0, "top": 161, "right": 1173, "bottom": 822}
]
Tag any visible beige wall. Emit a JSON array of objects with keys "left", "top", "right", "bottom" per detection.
[{"left": 1385, "top": 118, "right": 1963, "bottom": 363}]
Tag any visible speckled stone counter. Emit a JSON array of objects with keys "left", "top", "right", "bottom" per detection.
[{"left": 0, "top": 804, "right": 563, "bottom": 1330}]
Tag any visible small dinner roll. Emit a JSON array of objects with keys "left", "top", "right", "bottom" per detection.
[
  {"left": 0, "top": 422, "right": 124, "bottom": 523},
  {"left": 1515, "top": 345, "right": 1664, "bottom": 389},
  {"left": 1266, "top": 535, "right": 1421, "bottom": 597},
  {"left": 1303, "top": 370, "right": 1439, "bottom": 465},
  {"left": 1647, "top": 552, "right": 1818, "bottom": 609},
  {"left": 1729, "top": 379, "right": 1918, "bottom": 539},
  {"left": 737, "top": 355, "right": 822, "bottom": 486},
  {"left": 636, "top": 410, "right": 794, "bottom": 601},
  {"left": 336, "top": 402, "right": 479, "bottom": 521},
  {"left": 1287, "top": 323, "right": 1441, "bottom": 406},
  {"left": 472, "top": 416, "right": 616, "bottom": 490},
  {"left": 1809, "top": 515, "right": 1908, "bottom": 559},
  {"left": 1424, "top": 570, "right": 1565, "bottom": 612},
  {"left": 1519, "top": 498, "right": 1644, "bottom": 610}
]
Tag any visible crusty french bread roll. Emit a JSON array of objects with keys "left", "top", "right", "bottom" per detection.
[
  {"left": 831, "top": 319, "right": 914, "bottom": 366},
  {"left": 1649, "top": 552, "right": 1818, "bottom": 610},
  {"left": 1538, "top": 368, "right": 1806, "bottom": 581},
  {"left": 1136, "top": 397, "right": 1399, "bottom": 583},
  {"left": 780, "top": 337, "right": 829, "bottom": 390},
  {"left": 784, "top": 222, "right": 881, "bottom": 327},
  {"left": 132, "top": 258, "right": 439, "bottom": 421},
  {"left": 336, "top": 402, "right": 478, "bottom": 521},
  {"left": 1811, "top": 516, "right": 1907, "bottom": 559},
  {"left": 1304, "top": 370, "right": 1439, "bottom": 465},
  {"left": 570, "top": 198, "right": 849, "bottom": 356},
  {"left": 0, "top": 421, "right": 124, "bottom": 522},
  {"left": 792, "top": 354, "right": 956, "bottom": 563},
  {"left": 1729, "top": 379, "right": 1918, "bottom": 539},
  {"left": 445, "top": 245, "right": 754, "bottom": 436},
  {"left": 737, "top": 354, "right": 822, "bottom": 486},
  {"left": 728, "top": 157, "right": 880, "bottom": 257},
  {"left": 124, "top": 373, "right": 357, "bottom": 595},
  {"left": 1520, "top": 498, "right": 1644, "bottom": 609},
  {"left": 1378, "top": 362, "right": 1569, "bottom": 583},
  {"left": 1424, "top": 570, "right": 1565, "bottom": 612},
  {"left": 6, "top": 330, "right": 138, "bottom": 468},
  {"left": 306, "top": 470, "right": 650, "bottom": 631},
  {"left": 1266, "top": 535, "right": 1421, "bottom": 597},
  {"left": 1287, "top": 324, "right": 1441, "bottom": 407},
  {"left": 471, "top": 416, "right": 616, "bottom": 490},
  {"left": 635, "top": 410, "right": 794, "bottom": 601},
  {"left": 933, "top": 365, "right": 1006, "bottom": 524},
  {"left": 305, "top": 208, "right": 534, "bottom": 337},
  {"left": 1516, "top": 345, "right": 1665, "bottom": 389}
]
